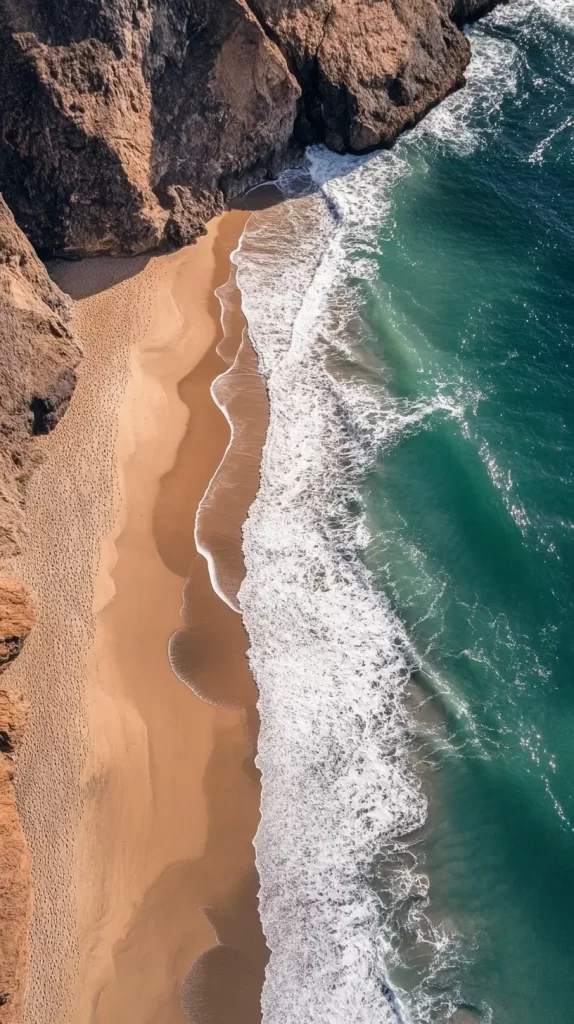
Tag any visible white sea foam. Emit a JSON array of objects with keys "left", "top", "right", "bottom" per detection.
[
  {"left": 231, "top": 3, "right": 561, "bottom": 1022},
  {"left": 410, "top": 0, "right": 574, "bottom": 157},
  {"left": 415, "top": 32, "right": 519, "bottom": 154},
  {"left": 234, "top": 166, "right": 470, "bottom": 1022},
  {"left": 496, "top": 0, "right": 574, "bottom": 31},
  {"left": 235, "top": 187, "right": 428, "bottom": 1024}
]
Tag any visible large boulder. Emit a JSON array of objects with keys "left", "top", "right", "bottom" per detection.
[
  {"left": 0, "top": 0, "right": 500, "bottom": 255},
  {"left": 250, "top": 0, "right": 472, "bottom": 152}
]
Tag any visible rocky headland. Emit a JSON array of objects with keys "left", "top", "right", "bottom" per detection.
[
  {"left": 0, "top": 0, "right": 500, "bottom": 1018},
  {"left": 0, "top": 0, "right": 498, "bottom": 257}
]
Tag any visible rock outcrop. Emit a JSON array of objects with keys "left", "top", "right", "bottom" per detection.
[
  {"left": 0, "top": 580, "right": 34, "bottom": 1024},
  {"left": 0, "top": 198, "right": 81, "bottom": 1023},
  {"left": 0, "top": 0, "right": 498, "bottom": 257},
  {"left": 249, "top": 0, "right": 471, "bottom": 152},
  {"left": 0, "top": 580, "right": 35, "bottom": 675},
  {"left": 0, "top": 196, "right": 82, "bottom": 560},
  {"left": 0, "top": 0, "right": 300, "bottom": 255}
]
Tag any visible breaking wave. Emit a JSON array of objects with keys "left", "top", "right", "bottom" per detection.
[{"left": 228, "top": 2, "right": 565, "bottom": 1021}]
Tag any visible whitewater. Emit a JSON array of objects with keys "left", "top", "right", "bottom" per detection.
[{"left": 230, "top": 2, "right": 574, "bottom": 1021}]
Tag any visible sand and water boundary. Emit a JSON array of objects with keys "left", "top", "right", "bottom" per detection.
[{"left": 9, "top": 211, "right": 269, "bottom": 1024}]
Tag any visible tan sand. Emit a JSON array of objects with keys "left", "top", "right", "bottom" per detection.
[
  {"left": 192, "top": 263, "right": 270, "bottom": 613},
  {"left": 9, "top": 211, "right": 267, "bottom": 1024}
]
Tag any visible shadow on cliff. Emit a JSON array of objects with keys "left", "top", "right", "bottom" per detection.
[
  {"left": 47, "top": 253, "right": 152, "bottom": 300},
  {"left": 48, "top": 183, "right": 283, "bottom": 309}
]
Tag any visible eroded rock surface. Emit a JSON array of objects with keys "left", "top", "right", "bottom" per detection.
[
  {"left": 0, "top": 581, "right": 34, "bottom": 1024},
  {"left": 0, "top": 198, "right": 80, "bottom": 1023},
  {"left": 251, "top": 0, "right": 474, "bottom": 152},
  {"left": 0, "top": 0, "right": 300, "bottom": 254},
  {"left": 0, "top": 580, "right": 35, "bottom": 674},
  {"left": 0, "top": 196, "right": 82, "bottom": 561},
  {"left": 0, "top": 0, "right": 499, "bottom": 255}
]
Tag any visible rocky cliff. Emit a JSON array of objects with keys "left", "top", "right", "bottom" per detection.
[
  {"left": 0, "top": 0, "right": 497, "bottom": 257},
  {"left": 0, "top": 196, "right": 81, "bottom": 1022},
  {"left": 0, "top": 196, "right": 81, "bottom": 562},
  {"left": 0, "top": 586, "right": 33, "bottom": 1024}
]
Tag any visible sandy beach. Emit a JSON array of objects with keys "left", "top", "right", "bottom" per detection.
[{"left": 9, "top": 211, "right": 268, "bottom": 1024}]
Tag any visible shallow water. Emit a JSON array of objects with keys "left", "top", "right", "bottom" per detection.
[{"left": 235, "top": 2, "right": 574, "bottom": 1020}]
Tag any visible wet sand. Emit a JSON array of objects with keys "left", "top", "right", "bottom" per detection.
[{"left": 10, "top": 212, "right": 269, "bottom": 1023}]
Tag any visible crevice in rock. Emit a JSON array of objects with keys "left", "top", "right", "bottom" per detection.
[
  {"left": 240, "top": 0, "right": 294, "bottom": 70},
  {"left": 30, "top": 397, "right": 53, "bottom": 436},
  {"left": 300, "top": 2, "right": 335, "bottom": 145},
  {"left": 316, "top": 2, "right": 335, "bottom": 60},
  {"left": 240, "top": 0, "right": 336, "bottom": 148},
  {"left": 0, "top": 730, "right": 13, "bottom": 753}
]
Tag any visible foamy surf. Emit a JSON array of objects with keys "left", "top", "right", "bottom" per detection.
[
  {"left": 232, "top": 166, "right": 464, "bottom": 1022},
  {"left": 226, "top": 3, "right": 563, "bottom": 1021}
]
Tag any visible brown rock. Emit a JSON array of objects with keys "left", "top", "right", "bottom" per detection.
[
  {"left": 0, "top": 0, "right": 501, "bottom": 256},
  {"left": 0, "top": 195, "right": 82, "bottom": 561},
  {"left": 0, "top": 0, "right": 301, "bottom": 254},
  {"left": 0, "top": 24, "right": 167, "bottom": 255},
  {"left": 0, "top": 579, "right": 35, "bottom": 676},
  {"left": 0, "top": 685, "right": 31, "bottom": 1024}
]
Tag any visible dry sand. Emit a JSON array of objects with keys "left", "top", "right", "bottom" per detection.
[{"left": 9, "top": 211, "right": 268, "bottom": 1024}]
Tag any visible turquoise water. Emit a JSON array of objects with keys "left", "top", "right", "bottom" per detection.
[
  {"left": 361, "top": 3, "right": 574, "bottom": 1020},
  {"left": 235, "top": 3, "right": 574, "bottom": 1021}
]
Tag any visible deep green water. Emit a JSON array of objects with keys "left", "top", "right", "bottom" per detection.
[
  {"left": 361, "top": 3, "right": 574, "bottom": 1019},
  {"left": 235, "top": 4, "right": 573, "bottom": 1020}
]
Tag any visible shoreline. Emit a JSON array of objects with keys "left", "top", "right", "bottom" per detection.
[{"left": 9, "top": 211, "right": 267, "bottom": 1023}]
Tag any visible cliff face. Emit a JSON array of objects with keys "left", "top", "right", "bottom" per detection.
[
  {"left": 0, "top": 0, "right": 496, "bottom": 256},
  {"left": 0, "top": 0, "right": 300, "bottom": 254},
  {"left": 249, "top": 0, "right": 470, "bottom": 152},
  {"left": 0, "top": 197, "right": 81, "bottom": 1022},
  {"left": 0, "top": 197, "right": 82, "bottom": 561},
  {"left": 0, "top": 584, "right": 33, "bottom": 1024}
]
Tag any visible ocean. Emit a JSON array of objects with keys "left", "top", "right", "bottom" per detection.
[{"left": 233, "top": 2, "right": 574, "bottom": 1021}]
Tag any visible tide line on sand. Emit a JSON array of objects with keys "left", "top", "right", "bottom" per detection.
[{"left": 10, "top": 210, "right": 268, "bottom": 1024}]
